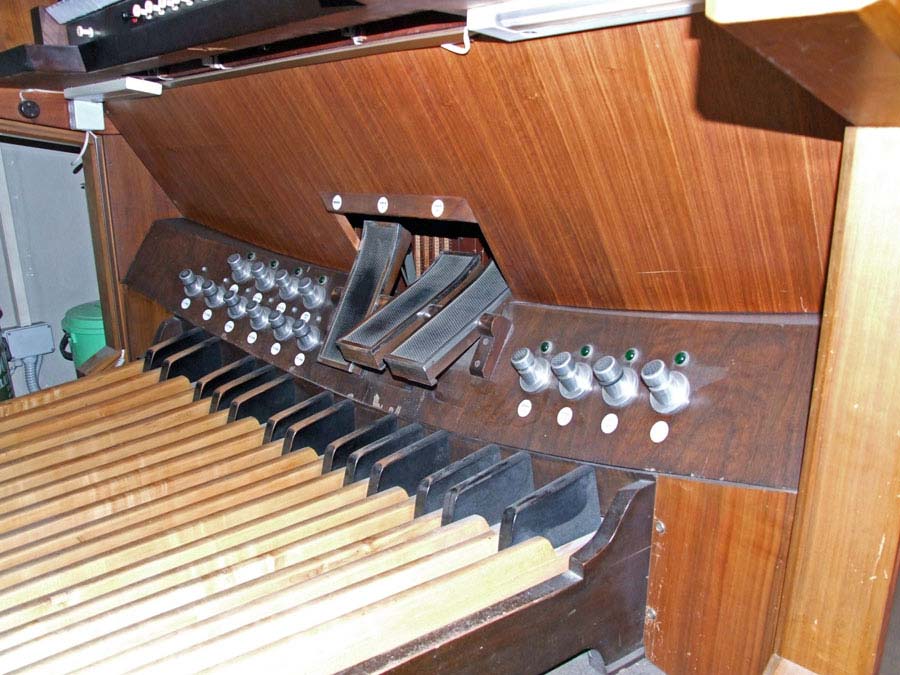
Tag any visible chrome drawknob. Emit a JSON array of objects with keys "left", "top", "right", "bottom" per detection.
[
  {"left": 293, "top": 319, "right": 321, "bottom": 351},
  {"left": 510, "top": 347, "right": 551, "bottom": 393},
  {"left": 269, "top": 311, "right": 294, "bottom": 342},
  {"left": 296, "top": 276, "right": 325, "bottom": 309},
  {"left": 550, "top": 351, "right": 592, "bottom": 400},
  {"left": 250, "top": 261, "right": 276, "bottom": 292},
  {"left": 640, "top": 359, "right": 690, "bottom": 414},
  {"left": 274, "top": 269, "right": 301, "bottom": 301},
  {"left": 592, "top": 355, "right": 639, "bottom": 408},
  {"left": 179, "top": 269, "right": 204, "bottom": 297},
  {"left": 227, "top": 253, "right": 252, "bottom": 283},
  {"left": 201, "top": 280, "right": 225, "bottom": 309},
  {"left": 224, "top": 290, "right": 248, "bottom": 319},
  {"left": 246, "top": 301, "right": 271, "bottom": 331}
]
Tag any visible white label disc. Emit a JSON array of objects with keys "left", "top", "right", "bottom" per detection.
[
  {"left": 517, "top": 399, "right": 532, "bottom": 418},
  {"left": 247, "top": 331, "right": 258, "bottom": 345},
  {"left": 224, "top": 320, "right": 235, "bottom": 333},
  {"left": 294, "top": 353, "right": 305, "bottom": 367},
  {"left": 276, "top": 302, "right": 287, "bottom": 314},
  {"left": 202, "top": 309, "right": 212, "bottom": 321},
  {"left": 252, "top": 292, "right": 263, "bottom": 303},
  {"left": 431, "top": 199, "right": 445, "bottom": 218},
  {"left": 601, "top": 413, "right": 619, "bottom": 434},
  {"left": 377, "top": 196, "right": 389, "bottom": 213},
  {"left": 331, "top": 194, "right": 342, "bottom": 210},
  {"left": 229, "top": 283, "right": 239, "bottom": 293},
  {"left": 300, "top": 311, "right": 311, "bottom": 323},
  {"left": 650, "top": 420, "right": 669, "bottom": 444},
  {"left": 270, "top": 343, "right": 281, "bottom": 356},
  {"left": 180, "top": 298, "right": 191, "bottom": 310},
  {"left": 556, "top": 406, "right": 573, "bottom": 427}
]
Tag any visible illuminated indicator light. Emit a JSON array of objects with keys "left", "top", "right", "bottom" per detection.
[
  {"left": 318, "top": 275, "right": 327, "bottom": 284},
  {"left": 624, "top": 348, "right": 637, "bottom": 362},
  {"left": 539, "top": 341, "right": 551, "bottom": 353},
  {"left": 269, "top": 259, "right": 278, "bottom": 268},
  {"left": 293, "top": 267, "right": 302, "bottom": 275},
  {"left": 579, "top": 345, "right": 592, "bottom": 358},
  {"left": 674, "top": 351, "right": 689, "bottom": 366},
  {"left": 247, "top": 251, "right": 256, "bottom": 260}
]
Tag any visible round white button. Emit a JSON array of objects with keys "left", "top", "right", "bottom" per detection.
[
  {"left": 252, "top": 292, "right": 263, "bottom": 303},
  {"left": 601, "top": 413, "right": 619, "bottom": 434},
  {"left": 247, "top": 331, "right": 258, "bottom": 345},
  {"left": 650, "top": 420, "right": 670, "bottom": 444},
  {"left": 224, "top": 320, "right": 235, "bottom": 333},
  {"left": 294, "top": 353, "right": 305, "bottom": 367},
  {"left": 331, "top": 194, "right": 343, "bottom": 210},
  {"left": 517, "top": 399, "right": 532, "bottom": 418},
  {"left": 276, "top": 302, "right": 287, "bottom": 314},
  {"left": 377, "top": 196, "right": 389, "bottom": 214},
  {"left": 180, "top": 298, "right": 191, "bottom": 310},
  {"left": 431, "top": 199, "right": 445, "bottom": 218},
  {"left": 229, "top": 283, "right": 239, "bottom": 293},
  {"left": 270, "top": 343, "right": 281, "bottom": 356},
  {"left": 557, "top": 406, "right": 573, "bottom": 427},
  {"left": 201, "top": 309, "right": 212, "bottom": 321},
  {"left": 300, "top": 311, "right": 311, "bottom": 323}
]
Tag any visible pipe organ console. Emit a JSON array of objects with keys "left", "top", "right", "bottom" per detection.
[{"left": 1, "top": 1, "right": 899, "bottom": 674}]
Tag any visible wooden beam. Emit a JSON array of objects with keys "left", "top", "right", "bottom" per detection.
[{"left": 776, "top": 127, "right": 900, "bottom": 674}]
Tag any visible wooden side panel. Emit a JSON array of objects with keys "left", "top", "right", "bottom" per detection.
[
  {"left": 646, "top": 477, "right": 794, "bottom": 674},
  {"left": 0, "top": 1, "right": 43, "bottom": 51},
  {"left": 776, "top": 128, "right": 900, "bottom": 675},
  {"left": 108, "top": 16, "right": 844, "bottom": 313}
]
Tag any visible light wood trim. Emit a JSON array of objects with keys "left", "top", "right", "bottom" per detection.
[
  {"left": 0, "top": 428, "right": 266, "bottom": 544},
  {"left": 0, "top": 472, "right": 362, "bottom": 631},
  {"left": 0, "top": 409, "right": 229, "bottom": 498},
  {"left": 214, "top": 536, "right": 568, "bottom": 674},
  {"left": 707, "top": 0, "right": 869, "bottom": 23},
  {"left": 0, "top": 487, "right": 405, "bottom": 651},
  {"left": 0, "top": 399, "right": 209, "bottom": 475},
  {"left": 133, "top": 524, "right": 499, "bottom": 674},
  {"left": 0, "top": 369, "right": 162, "bottom": 433},
  {"left": 42, "top": 503, "right": 456, "bottom": 673},
  {"left": 777, "top": 127, "right": 900, "bottom": 674},
  {"left": 0, "top": 361, "right": 145, "bottom": 417},
  {"left": 0, "top": 417, "right": 253, "bottom": 514},
  {"left": 0, "top": 390, "right": 198, "bottom": 459},
  {"left": 0, "top": 118, "right": 83, "bottom": 145},
  {"left": 0, "top": 376, "right": 193, "bottom": 447}
]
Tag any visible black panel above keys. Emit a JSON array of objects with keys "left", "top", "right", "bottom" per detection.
[
  {"left": 415, "top": 444, "right": 502, "bottom": 517},
  {"left": 345, "top": 424, "right": 424, "bottom": 485},
  {"left": 194, "top": 355, "right": 260, "bottom": 400},
  {"left": 161, "top": 336, "right": 223, "bottom": 383},
  {"left": 284, "top": 399, "right": 356, "bottom": 455},
  {"left": 145, "top": 327, "right": 206, "bottom": 371},
  {"left": 323, "top": 414, "right": 399, "bottom": 473},
  {"left": 210, "top": 364, "right": 278, "bottom": 411},
  {"left": 264, "top": 392, "right": 334, "bottom": 444},
  {"left": 337, "top": 252, "right": 480, "bottom": 371},
  {"left": 318, "top": 221, "right": 411, "bottom": 372},
  {"left": 369, "top": 431, "right": 451, "bottom": 496},
  {"left": 228, "top": 375, "right": 297, "bottom": 424},
  {"left": 442, "top": 451, "right": 534, "bottom": 526},
  {"left": 499, "top": 465, "right": 601, "bottom": 550}
]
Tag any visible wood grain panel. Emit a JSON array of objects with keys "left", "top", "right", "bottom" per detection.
[
  {"left": 108, "top": 16, "right": 844, "bottom": 312},
  {"left": 0, "top": 1, "right": 43, "bottom": 52},
  {"left": 646, "top": 477, "right": 794, "bottom": 674},
  {"left": 708, "top": 1, "right": 900, "bottom": 126},
  {"left": 776, "top": 128, "right": 900, "bottom": 675}
]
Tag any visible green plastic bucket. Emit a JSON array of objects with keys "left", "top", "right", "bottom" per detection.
[{"left": 61, "top": 301, "right": 106, "bottom": 368}]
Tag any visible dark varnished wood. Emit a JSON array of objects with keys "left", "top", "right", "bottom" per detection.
[
  {"left": 109, "top": 16, "right": 843, "bottom": 313},
  {"left": 645, "top": 476, "right": 794, "bottom": 674},
  {"left": 322, "top": 191, "right": 477, "bottom": 223},
  {"left": 127, "top": 219, "right": 817, "bottom": 489},
  {"left": 0, "top": 88, "right": 71, "bottom": 130}
]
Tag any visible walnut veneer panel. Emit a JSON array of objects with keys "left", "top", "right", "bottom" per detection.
[
  {"left": 777, "top": 128, "right": 900, "bottom": 675},
  {"left": 646, "top": 477, "right": 794, "bottom": 674},
  {"left": 0, "top": 1, "right": 43, "bottom": 51},
  {"left": 108, "top": 15, "right": 844, "bottom": 313}
]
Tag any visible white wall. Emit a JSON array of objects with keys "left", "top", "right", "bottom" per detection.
[{"left": 0, "top": 139, "right": 100, "bottom": 392}]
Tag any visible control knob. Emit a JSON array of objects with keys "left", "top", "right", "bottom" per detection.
[
  {"left": 246, "top": 301, "right": 271, "bottom": 331},
  {"left": 550, "top": 351, "right": 592, "bottom": 400},
  {"left": 227, "top": 253, "right": 253, "bottom": 284},
  {"left": 296, "top": 276, "right": 325, "bottom": 309},
  {"left": 201, "top": 280, "right": 225, "bottom": 309},
  {"left": 250, "top": 261, "right": 276, "bottom": 292},
  {"left": 510, "top": 347, "right": 551, "bottom": 393},
  {"left": 640, "top": 359, "right": 690, "bottom": 414},
  {"left": 293, "top": 319, "right": 321, "bottom": 352},
  {"left": 179, "top": 269, "right": 204, "bottom": 297},
  {"left": 269, "top": 311, "right": 294, "bottom": 342},
  {"left": 592, "top": 355, "right": 639, "bottom": 408},
  {"left": 274, "top": 269, "right": 301, "bottom": 301},
  {"left": 223, "top": 290, "right": 248, "bottom": 319}
]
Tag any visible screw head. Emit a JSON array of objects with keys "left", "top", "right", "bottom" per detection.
[
  {"left": 654, "top": 519, "right": 666, "bottom": 534},
  {"left": 646, "top": 607, "right": 657, "bottom": 621}
]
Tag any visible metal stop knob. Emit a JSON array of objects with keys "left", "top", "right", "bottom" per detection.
[
  {"left": 296, "top": 276, "right": 325, "bottom": 309},
  {"left": 246, "top": 301, "right": 271, "bottom": 331},
  {"left": 227, "top": 253, "right": 252, "bottom": 283},
  {"left": 640, "top": 359, "right": 690, "bottom": 414},
  {"left": 179, "top": 269, "right": 204, "bottom": 297},
  {"left": 224, "top": 290, "right": 248, "bottom": 319},
  {"left": 201, "top": 280, "right": 225, "bottom": 309},
  {"left": 293, "top": 319, "right": 321, "bottom": 351},
  {"left": 250, "top": 261, "right": 276, "bottom": 292},
  {"left": 269, "top": 311, "right": 294, "bottom": 342},
  {"left": 274, "top": 269, "right": 301, "bottom": 301},
  {"left": 510, "top": 347, "right": 551, "bottom": 393},
  {"left": 550, "top": 351, "right": 592, "bottom": 400},
  {"left": 592, "top": 355, "right": 638, "bottom": 408}
]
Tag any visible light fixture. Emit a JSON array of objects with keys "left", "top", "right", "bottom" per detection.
[{"left": 468, "top": 0, "right": 704, "bottom": 42}]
